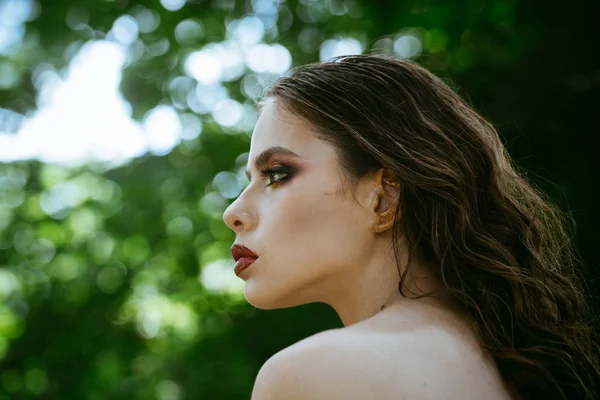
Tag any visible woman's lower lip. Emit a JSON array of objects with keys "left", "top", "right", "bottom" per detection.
[{"left": 234, "top": 257, "right": 257, "bottom": 276}]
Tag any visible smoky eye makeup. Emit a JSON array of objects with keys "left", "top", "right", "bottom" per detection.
[{"left": 260, "top": 163, "right": 297, "bottom": 187}]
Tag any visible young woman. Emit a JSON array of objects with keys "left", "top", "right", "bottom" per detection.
[{"left": 223, "top": 55, "right": 600, "bottom": 399}]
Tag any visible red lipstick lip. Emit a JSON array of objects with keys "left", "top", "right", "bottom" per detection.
[
  {"left": 231, "top": 244, "right": 258, "bottom": 276},
  {"left": 231, "top": 244, "right": 258, "bottom": 261},
  {"left": 234, "top": 257, "right": 257, "bottom": 276}
]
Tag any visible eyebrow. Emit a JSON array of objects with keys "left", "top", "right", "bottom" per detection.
[{"left": 245, "top": 146, "right": 302, "bottom": 180}]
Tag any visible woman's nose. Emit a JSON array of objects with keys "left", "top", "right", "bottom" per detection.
[{"left": 223, "top": 200, "right": 254, "bottom": 233}]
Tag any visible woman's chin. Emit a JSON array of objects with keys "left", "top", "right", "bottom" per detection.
[
  {"left": 244, "top": 282, "right": 307, "bottom": 310},
  {"left": 245, "top": 290, "right": 288, "bottom": 310}
]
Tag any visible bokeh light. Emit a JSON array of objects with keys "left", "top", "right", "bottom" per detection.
[{"left": 319, "top": 37, "right": 363, "bottom": 61}]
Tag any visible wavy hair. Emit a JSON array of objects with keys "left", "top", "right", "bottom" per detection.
[{"left": 260, "top": 55, "right": 600, "bottom": 399}]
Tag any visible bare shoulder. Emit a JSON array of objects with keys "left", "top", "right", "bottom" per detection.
[
  {"left": 251, "top": 326, "right": 514, "bottom": 400},
  {"left": 250, "top": 330, "right": 345, "bottom": 400}
]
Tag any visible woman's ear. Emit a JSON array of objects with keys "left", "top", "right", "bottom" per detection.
[{"left": 369, "top": 168, "right": 400, "bottom": 233}]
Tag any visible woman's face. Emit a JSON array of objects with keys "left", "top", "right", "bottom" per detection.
[{"left": 223, "top": 100, "right": 384, "bottom": 310}]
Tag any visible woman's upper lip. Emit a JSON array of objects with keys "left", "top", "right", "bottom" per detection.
[{"left": 231, "top": 243, "right": 258, "bottom": 261}]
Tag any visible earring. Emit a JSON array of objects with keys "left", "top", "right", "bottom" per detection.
[{"left": 372, "top": 207, "right": 396, "bottom": 233}]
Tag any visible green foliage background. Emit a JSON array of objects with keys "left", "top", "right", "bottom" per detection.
[{"left": 0, "top": 0, "right": 598, "bottom": 398}]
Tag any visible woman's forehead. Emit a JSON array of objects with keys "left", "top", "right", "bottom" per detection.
[{"left": 250, "top": 102, "right": 327, "bottom": 160}]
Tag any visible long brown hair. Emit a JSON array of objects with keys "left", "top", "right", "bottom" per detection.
[{"left": 260, "top": 55, "right": 600, "bottom": 399}]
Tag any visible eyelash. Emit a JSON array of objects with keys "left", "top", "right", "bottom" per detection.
[{"left": 260, "top": 167, "right": 292, "bottom": 188}]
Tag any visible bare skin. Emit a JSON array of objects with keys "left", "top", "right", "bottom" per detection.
[
  {"left": 251, "top": 300, "right": 520, "bottom": 399},
  {"left": 224, "top": 100, "right": 518, "bottom": 399}
]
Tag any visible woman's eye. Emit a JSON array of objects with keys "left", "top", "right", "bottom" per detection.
[{"left": 263, "top": 168, "right": 291, "bottom": 187}]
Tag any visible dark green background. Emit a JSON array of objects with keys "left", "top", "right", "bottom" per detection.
[{"left": 0, "top": 0, "right": 598, "bottom": 398}]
